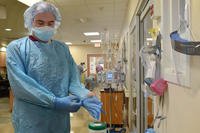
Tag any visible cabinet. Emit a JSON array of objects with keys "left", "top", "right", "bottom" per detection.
[
  {"left": 9, "top": 89, "right": 13, "bottom": 112},
  {"left": 100, "top": 90, "right": 124, "bottom": 125},
  {"left": 148, "top": 97, "right": 154, "bottom": 126},
  {"left": 0, "top": 52, "right": 6, "bottom": 67}
]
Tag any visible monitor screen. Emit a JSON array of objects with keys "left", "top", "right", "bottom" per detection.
[{"left": 106, "top": 72, "right": 113, "bottom": 81}]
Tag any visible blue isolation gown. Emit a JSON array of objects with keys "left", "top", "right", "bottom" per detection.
[{"left": 6, "top": 36, "right": 90, "bottom": 133}]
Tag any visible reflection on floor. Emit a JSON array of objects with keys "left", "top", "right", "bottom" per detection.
[
  {"left": 0, "top": 97, "right": 94, "bottom": 133},
  {"left": 0, "top": 97, "right": 13, "bottom": 133}
]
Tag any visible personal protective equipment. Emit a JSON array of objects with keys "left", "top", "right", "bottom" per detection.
[
  {"left": 55, "top": 95, "right": 82, "bottom": 112},
  {"left": 170, "top": 30, "right": 200, "bottom": 55},
  {"left": 6, "top": 36, "right": 90, "bottom": 133},
  {"left": 24, "top": 1, "right": 61, "bottom": 31},
  {"left": 145, "top": 128, "right": 156, "bottom": 133},
  {"left": 32, "top": 26, "right": 56, "bottom": 41},
  {"left": 82, "top": 96, "right": 102, "bottom": 120}
]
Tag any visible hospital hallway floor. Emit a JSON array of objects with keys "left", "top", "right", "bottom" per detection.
[{"left": 0, "top": 97, "right": 96, "bottom": 133}]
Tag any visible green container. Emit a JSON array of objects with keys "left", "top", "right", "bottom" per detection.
[{"left": 88, "top": 122, "right": 107, "bottom": 133}]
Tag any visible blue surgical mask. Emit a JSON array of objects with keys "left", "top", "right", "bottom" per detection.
[{"left": 32, "top": 26, "right": 56, "bottom": 42}]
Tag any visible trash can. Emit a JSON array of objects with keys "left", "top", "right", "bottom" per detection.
[{"left": 88, "top": 122, "right": 107, "bottom": 133}]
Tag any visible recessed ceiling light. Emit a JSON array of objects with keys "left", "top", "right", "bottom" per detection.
[
  {"left": 90, "top": 40, "right": 102, "bottom": 43},
  {"left": 17, "top": 0, "right": 42, "bottom": 6},
  {"left": 146, "top": 38, "right": 153, "bottom": 41},
  {"left": 65, "top": 42, "right": 72, "bottom": 45},
  {"left": 5, "top": 28, "right": 12, "bottom": 31},
  {"left": 0, "top": 47, "right": 6, "bottom": 52},
  {"left": 84, "top": 32, "right": 99, "bottom": 36}
]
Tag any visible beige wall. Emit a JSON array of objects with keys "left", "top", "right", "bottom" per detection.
[
  {"left": 119, "top": 0, "right": 139, "bottom": 131},
  {"left": 68, "top": 44, "right": 103, "bottom": 65},
  {"left": 190, "top": 0, "right": 200, "bottom": 89},
  {"left": 121, "top": 0, "right": 139, "bottom": 37},
  {"left": 156, "top": 0, "right": 200, "bottom": 133},
  {"left": 119, "top": 0, "right": 139, "bottom": 91},
  {"left": 158, "top": 83, "right": 200, "bottom": 133},
  {"left": 120, "top": 0, "right": 200, "bottom": 133},
  {"left": 161, "top": 1, "right": 200, "bottom": 133}
]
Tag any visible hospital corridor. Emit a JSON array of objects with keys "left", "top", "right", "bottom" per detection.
[{"left": 0, "top": 0, "right": 200, "bottom": 133}]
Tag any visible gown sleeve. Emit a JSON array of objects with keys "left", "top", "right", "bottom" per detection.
[
  {"left": 6, "top": 42, "right": 56, "bottom": 109},
  {"left": 64, "top": 45, "right": 90, "bottom": 98}
]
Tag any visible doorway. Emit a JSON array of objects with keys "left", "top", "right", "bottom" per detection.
[
  {"left": 134, "top": 0, "right": 155, "bottom": 132},
  {"left": 87, "top": 54, "right": 106, "bottom": 77}
]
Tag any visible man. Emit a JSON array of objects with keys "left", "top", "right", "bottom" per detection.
[
  {"left": 77, "top": 62, "right": 87, "bottom": 83},
  {"left": 6, "top": 2, "right": 102, "bottom": 133},
  {"left": 77, "top": 62, "right": 87, "bottom": 75}
]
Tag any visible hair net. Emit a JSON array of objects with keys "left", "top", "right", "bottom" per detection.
[{"left": 24, "top": 1, "right": 61, "bottom": 30}]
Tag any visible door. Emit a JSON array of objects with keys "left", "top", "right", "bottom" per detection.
[
  {"left": 129, "top": 23, "right": 137, "bottom": 131},
  {"left": 87, "top": 54, "right": 106, "bottom": 77},
  {"left": 135, "top": 0, "right": 155, "bottom": 132},
  {"left": 139, "top": 1, "right": 154, "bottom": 129}
]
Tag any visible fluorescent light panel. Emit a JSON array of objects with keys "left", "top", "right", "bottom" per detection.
[
  {"left": 90, "top": 40, "right": 101, "bottom": 43},
  {"left": 0, "top": 47, "right": 6, "bottom": 52},
  {"left": 17, "top": 0, "right": 42, "bottom": 6},
  {"left": 84, "top": 32, "right": 99, "bottom": 36},
  {"left": 65, "top": 42, "right": 72, "bottom": 45},
  {"left": 146, "top": 38, "right": 153, "bottom": 41},
  {"left": 5, "top": 28, "right": 12, "bottom": 31}
]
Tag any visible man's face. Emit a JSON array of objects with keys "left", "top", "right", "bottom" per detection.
[{"left": 33, "top": 12, "right": 55, "bottom": 28}]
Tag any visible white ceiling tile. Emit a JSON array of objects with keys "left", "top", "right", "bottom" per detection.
[{"left": 0, "top": 0, "right": 129, "bottom": 44}]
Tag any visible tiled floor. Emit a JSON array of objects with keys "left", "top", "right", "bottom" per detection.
[
  {"left": 0, "top": 87, "right": 130, "bottom": 133},
  {"left": 0, "top": 97, "right": 94, "bottom": 133},
  {"left": 0, "top": 97, "right": 14, "bottom": 133}
]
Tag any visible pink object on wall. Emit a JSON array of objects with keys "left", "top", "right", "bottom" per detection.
[{"left": 150, "top": 78, "right": 168, "bottom": 96}]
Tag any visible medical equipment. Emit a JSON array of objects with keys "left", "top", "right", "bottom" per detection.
[
  {"left": 106, "top": 71, "right": 115, "bottom": 83},
  {"left": 104, "top": 70, "right": 125, "bottom": 85},
  {"left": 100, "top": 70, "right": 126, "bottom": 132}
]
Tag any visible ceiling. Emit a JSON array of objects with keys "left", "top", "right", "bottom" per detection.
[{"left": 0, "top": 0, "right": 129, "bottom": 46}]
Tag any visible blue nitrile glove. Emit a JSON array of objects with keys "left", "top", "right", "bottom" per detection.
[
  {"left": 55, "top": 95, "right": 82, "bottom": 112},
  {"left": 145, "top": 128, "right": 156, "bottom": 133},
  {"left": 82, "top": 96, "right": 102, "bottom": 120}
]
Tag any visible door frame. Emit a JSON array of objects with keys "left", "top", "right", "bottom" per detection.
[
  {"left": 87, "top": 54, "right": 106, "bottom": 77},
  {"left": 134, "top": 0, "right": 152, "bottom": 132}
]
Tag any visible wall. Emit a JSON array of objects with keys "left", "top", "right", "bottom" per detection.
[
  {"left": 190, "top": 0, "right": 200, "bottom": 90},
  {"left": 120, "top": 0, "right": 139, "bottom": 37},
  {"left": 120, "top": 0, "right": 200, "bottom": 133},
  {"left": 157, "top": 0, "right": 200, "bottom": 133},
  {"left": 119, "top": 0, "right": 140, "bottom": 131},
  {"left": 68, "top": 44, "right": 103, "bottom": 65}
]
